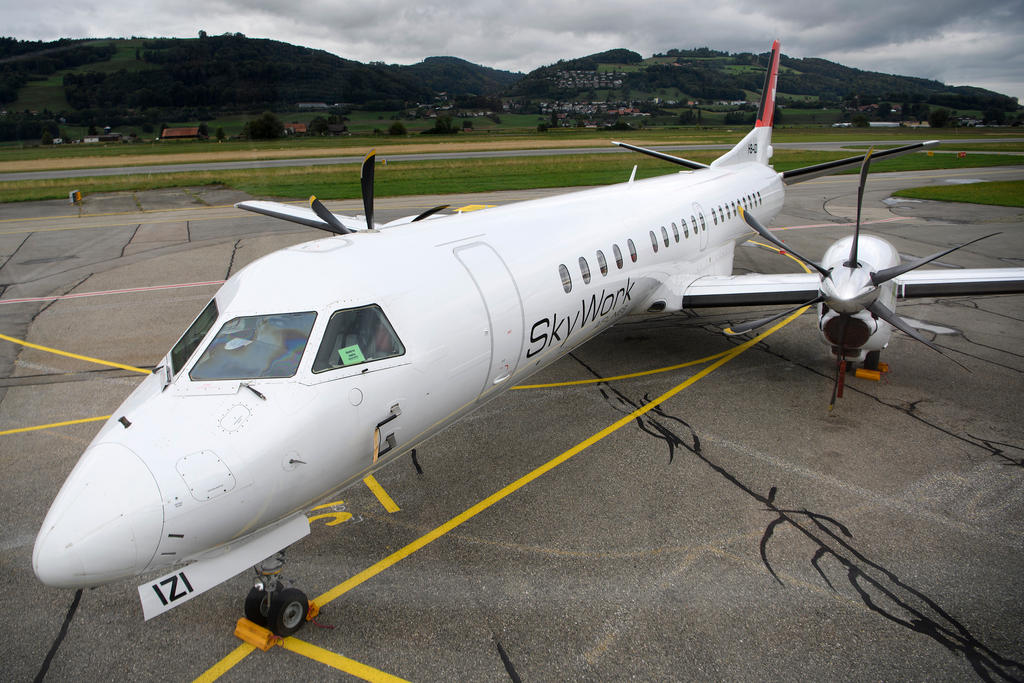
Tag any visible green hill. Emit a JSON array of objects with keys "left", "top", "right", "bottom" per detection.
[
  {"left": 507, "top": 46, "right": 1017, "bottom": 112},
  {"left": 0, "top": 35, "right": 523, "bottom": 115},
  {"left": 391, "top": 56, "right": 522, "bottom": 97},
  {"left": 0, "top": 35, "right": 1017, "bottom": 143}
]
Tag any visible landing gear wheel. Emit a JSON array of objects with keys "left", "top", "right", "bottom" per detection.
[
  {"left": 863, "top": 350, "right": 881, "bottom": 371},
  {"left": 244, "top": 586, "right": 269, "bottom": 626},
  {"left": 267, "top": 587, "right": 308, "bottom": 636}
]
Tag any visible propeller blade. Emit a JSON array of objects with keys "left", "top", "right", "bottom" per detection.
[
  {"left": 845, "top": 147, "right": 873, "bottom": 268},
  {"left": 866, "top": 300, "right": 970, "bottom": 371},
  {"left": 739, "top": 206, "right": 831, "bottom": 278},
  {"left": 611, "top": 141, "right": 710, "bottom": 170},
  {"left": 411, "top": 205, "right": 449, "bottom": 222},
  {"left": 361, "top": 151, "right": 375, "bottom": 230},
  {"left": 870, "top": 233, "right": 1000, "bottom": 286},
  {"left": 725, "top": 295, "right": 824, "bottom": 335},
  {"left": 309, "top": 196, "right": 355, "bottom": 235}
]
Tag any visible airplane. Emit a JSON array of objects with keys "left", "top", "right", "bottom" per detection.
[{"left": 31, "top": 40, "right": 1024, "bottom": 639}]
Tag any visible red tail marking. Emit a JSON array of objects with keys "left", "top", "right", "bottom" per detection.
[{"left": 756, "top": 40, "right": 781, "bottom": 128}]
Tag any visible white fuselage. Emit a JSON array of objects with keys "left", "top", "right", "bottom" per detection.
[{"left": 33, "top": 162, "right": 785, "bottom": 589}]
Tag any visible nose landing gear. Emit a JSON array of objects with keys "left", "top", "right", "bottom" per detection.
[{"left": 242, "top": 550, "right": 315, "bottom": 637}]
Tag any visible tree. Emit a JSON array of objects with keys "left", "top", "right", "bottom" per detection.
[
  {"left": 308, "top": 117, "right": 329, "bottom": 135},
  {"left": 928, "top": 108, "right": 951, "bottom": 128},
  {"left": 388, "top": 121, "right": 407, "bottom": 136},
  {"left": 215, "top": 127, "right": 225, "bottom": 141},
  {"left": 421, "top": 116, "right": 458, "bottom": 135},
  {"left": 41, "top": 129, "right": 53, "bottom": 145},
  {"left": 244, "top": 111, "right": 284, "bottom": 139},
  {"left": 983, "top": 108, "right": 1005, "bottom": 125},
  {"left": 851, "top": 114, "right": 869, "bottom": 128},
  {"left": 197, "top": 122, "right": 209, "bottom": 137}
]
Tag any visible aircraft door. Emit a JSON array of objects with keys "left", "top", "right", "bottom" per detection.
[{"left": 454, "top": 243, "right": 525, "bottom": 389}]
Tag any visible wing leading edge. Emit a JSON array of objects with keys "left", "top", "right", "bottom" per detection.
[{"left": 678, "top": 268, "right": 1024, "bottom": 309}]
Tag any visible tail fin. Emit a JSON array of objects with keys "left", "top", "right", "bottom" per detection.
[{"left": 711, "top": 39, "right": 780, "bottom": 169}]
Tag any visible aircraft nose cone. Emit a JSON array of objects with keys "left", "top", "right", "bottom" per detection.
[{"left": 33, "top": 442, "right": 164, "bottom": 588}]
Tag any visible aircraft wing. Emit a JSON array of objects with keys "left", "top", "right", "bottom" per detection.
[
  {"left": 235, "top": 200, "right": 365, "bottom": 232},
  {"left": 678, "top": 268, "right": 1024, "bottom": 308},
  {"left": 678, "top": 273, "right": 822, "bottom": 308},
  {"left": 891, "top": 267, "right": 1024, "bottom": 297},
  {"left": 781, "top": 141, "right": 939, "bottom": 185}
]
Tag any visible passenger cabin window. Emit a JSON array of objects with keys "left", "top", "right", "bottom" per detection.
[
  {"left": 312, "top": 305, "right": 405, "bottom": 373},
  {"left": 711, "top": 208, "right": 718, "bottom": 225},
  {"left": 171, "top": 298, "right": 218, "bottom": 375},
  {"left": 579, "top": 256, "right": 592, "bottom": 284},
  {"left": 613, "top": 244, "right": 624, "bottom": 269},
  {"left": 559, "top": 264, "right": 572, "bottom": 293},
  {"left": 596, "top": 250, "right": 608, "bottom": 276},
  {"left": 649, "top": 231, "right": 659, "bottom": 253},
  {"left": 190, "top": 311, "right": 317, "bottom": 381},
  {"left": 660, "top": 226, "right": 670, "bottom": 247},
  {"left": 682, "top": 218, "right": 689, "bottom": 238},
  {"left": 671, "top": 222, "right": 680, "bottom": 242},
  {"left": 690, "top": 215, "right": 699, "bottom": 234},
  {"left": 699, "top": 213, "right": 707, "bottom": 231},
  {"left": 628, "top": 239, "right": 637, "bottom": 262}
]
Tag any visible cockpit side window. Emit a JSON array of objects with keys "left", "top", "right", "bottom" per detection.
[
  {"left": 312, "top": 304, "right": 405, "bottom": 373},
  {"left": 171, "top": 299, "right": 218, "bottom": 376},
  {"left": 189, "top": 311, "right": 317, "bottom": 381}
]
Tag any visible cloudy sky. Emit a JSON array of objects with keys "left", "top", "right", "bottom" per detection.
[{"left": 5, "top": 0, "right": 1023, "bottom": 102}]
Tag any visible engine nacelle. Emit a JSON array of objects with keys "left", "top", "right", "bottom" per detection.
[{"left": 818, "top": 306, "right": 892, "bottom": 361}]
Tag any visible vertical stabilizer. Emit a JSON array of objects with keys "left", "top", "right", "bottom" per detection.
[{"left": 711, "top": 40, "right": 780, "bottom": 168}]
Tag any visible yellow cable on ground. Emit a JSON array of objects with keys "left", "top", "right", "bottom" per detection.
[
  {"left": 0, "top": 333, "right": 150, "bottom": 374},
  {"left": 0, "top": 415, "right": 111, "bottom": 437},
  {"left": 512, "top": 349, "right": 733, "bottom": 389}
]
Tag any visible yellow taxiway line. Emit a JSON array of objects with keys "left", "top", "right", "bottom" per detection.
[
  {"left": 194, "top": 303, "right": 809, "bottom": 682},
  {"left": 362, "top": 475, "right": 401, "bottom": 513},
  {"left": 280, "top": 637, "right": 410, "bottom": 682}
]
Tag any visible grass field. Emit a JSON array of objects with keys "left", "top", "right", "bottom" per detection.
[
  {"left": 3, "top": 126, "right": 1023, "bottom": 170},
  {"left": 2, "top": 147, "right": 1021, "bottom": 204},
  {"left": 893, "top": 180, "right": 1024, "bottom": 207}
]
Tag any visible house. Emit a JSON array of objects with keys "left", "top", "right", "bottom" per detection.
[
  {"left": 83, "top": 132, "right": 124, "bottom": 143},
  {"left": 284, "top": 123, "right": 308, "bottom": 135},
  {"left": 160, "top": 127, "right": 204, "bottom": 140}
]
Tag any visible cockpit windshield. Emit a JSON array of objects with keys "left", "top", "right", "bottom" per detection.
[
  {"left": 312, "top": 305, "right": 404, "bottom": 373},
  {"left": 170, "top": 299, "right": 218, "bottom": 376},
  {"left": 190, "top": 311, "right": 317, "bottom": 381}
]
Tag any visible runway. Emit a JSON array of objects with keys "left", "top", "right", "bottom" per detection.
[{"left": 2, "top": 166, "right": 1023, "bottom": 681}]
